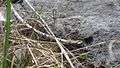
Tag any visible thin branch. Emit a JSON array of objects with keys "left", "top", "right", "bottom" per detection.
[
  {"left": 27, "top": 44, "right": 39, "bottom": 66},
  {"left": 20, "top": 0, "right": 75, "bottom": 67},
  {"left": 12, "top": 6, "right": 39, "bottom": 66},
  {"left": 71, "top": 42, "right": 106, "bottom": 52},
  {"left": 12, "top": 7, "right": 82, "bottom": 45},
  {"left": 107, "top": 40, "right": 116, "bottom": 63}
]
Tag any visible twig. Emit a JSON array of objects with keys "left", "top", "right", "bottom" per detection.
[
  {"left": 107, "top": 40, "right": 116, "bottom": 64},
  {"left": 24, "top": 0, "right": 75, "bottom": 67},
  {"left": 71, "top": 42, "right": 106, "bottom": 52},
  {"left": 27, "top": 44, "right": 39, "bottom": 66},
  {"left": 12, "top": 6, "right": 39, "bottom": 67},
  {"left": 10, "top": 56, "right": 15, "bottom": 68},
  {"left": 13, "top": 8, "right": 82, "bottom": 45},
  {"left": 26, "top": 18, "right": 83, "bottom": 44}
]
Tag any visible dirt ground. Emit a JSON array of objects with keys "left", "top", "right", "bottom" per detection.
[{"left": 4, "top": 0, "right": 120, "bottom": 68}]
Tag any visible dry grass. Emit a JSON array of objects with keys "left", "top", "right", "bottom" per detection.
[{"left": 1, "top": 0, "right": 120, "bottom": 68}]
